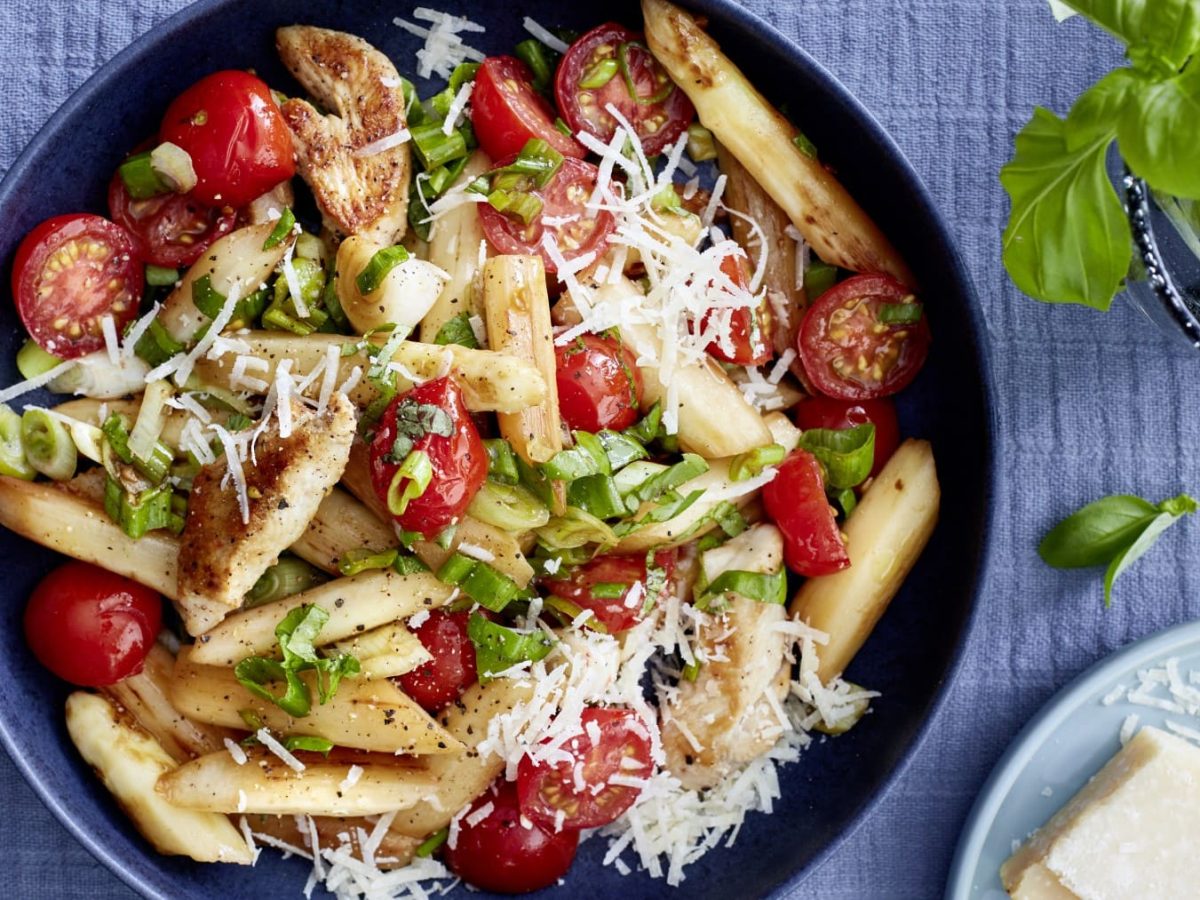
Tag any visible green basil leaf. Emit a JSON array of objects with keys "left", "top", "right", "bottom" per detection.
[
  {"left": 233, "top": 657, "right": 311, "bottom": 718},
  {"left": 277, "top": 604, "right": 329, "bottom": 666},
  {"left": 313, "top": 653, "right": 360, "bottom": 704},
  {"left": 467, "top": 613, "right": 556, "bottom": 682},
  {"left": 1118, "top": 62, "right": 1200, "bottom": 199},
  {"left": 1000, "top": 106, "right": 1129, "bottom": 309},
  {"left": 797, "top": 424, "right": 875, "bottom": 489},
  {"left": 1064, "top": 68, "right": 1139, "bottom": 150},
  {"left": 433, "top": 312, "right": 480, "bottom": 349},
  {"left": 284, "top": 734, "right": 333, "bottom": 755},
  {"left": 1038, "top": 494, "right": 1159, "bottom": 567},
  {"left": 1057, "top": 0, "right": 1200, "bottom": 74}
]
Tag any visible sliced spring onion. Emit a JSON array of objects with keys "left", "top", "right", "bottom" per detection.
[
  {"left": 877, "top": 301, "right": 923, "bottom": 325},
  {"left": 247, "top": 557, "right": 329, "bottom": 607},
  {"left": 262, "top": 208, "right": 297, "bottom": 250},
  {"left": 651, "top": 183, "right": 683, "bottom": 213},
  {"left": 386, "top": 450, "right": 433, "bottom": 516},
  {"left": 433, "top": 312, "right": 480, "bottom": 349},
  {"left": 567, "top": 474, "right": 627, "bottom": 520},
  {"left": 541, "top": 595, "right": 608, "bottom": 633},
  {"left": 20, "top": 408, "right": 77, "bottom": 481},
  {"left": 618, "top": 41, "right": 674, "bottom": 104},
  {"left": 134, "top": 319, "right": 186, "bottom": 368},
  {"left": 128, "top": 379, "right": 173, "bottom": 463},
  {"left": 118, "top": 151, "right": 170, "bottom": 200},
  {"left": 624, "top": 401, "right": 664, "bottom": 445},
  {"left": 579, "top": 57, "right": 619, "bottom": 90},
  {"left": 486, "top": 189, "right": 543, "bottom": 225},
  {"left": 798, "top": 424, "right": 875, "bottom": 490},
  {"left": 516, "top": 454, "right": 556, "bottom": 510},
  {"left": 793, "top": 131, "right": 819, "bottom": 159},
  {"left": 145, "top": 264, "right": 179, "bottom": 287},
  {"left": 542, "top": 431, "right": 611, "bottom": 481},
  {"left": 393, "top": 553, "right": 429, "bottom": 575},
  {"left": 835, "top": 487, "right": 858, "bottom": 519},
  {"left": 729, "top": 443, "right": 786, "bottom": 482},
  {"left": 484, "top": 438, "right": 520, "bottom": 485},
  {"left": 803, "top": 260, "right": 838, "bottom": 300},
  {"left": 589, "top": 581, "right": 629, "bottom": 599},
  {"left": 0, "top": 404, "right": 35, "bottom": 480},
  {"left": 623, "top": 453, "right": 708, "bottom": 508},
  {"left": 696, "top": 568, "right": 787, "bottom": 610},
  {"left": 401, "top": 78, "right": 425, "bottom": 126},
  {"left": 191, "top": 274, "right": 227, "bottom": 319},
  {"left": 150, "top": 142, "right": 197, "bottom": 193},
  {"left": 338, "top": 547, "right": 400, "bottom": 577},
  {"left": 681, "top": 659, "right": 701, "bottom": 682},
  {"left": 436, "top": 552, "right": 521, "bottom": 612},
  {"left": 536, "top": 506, "right": 618, "bottom": 551},
  {"left": 284, "top": 734, "right": 334, "bottom": 755},
  {"left": 410, "top": 122, "right": 468, "bottom": 170},
  {"left": 16, "top": 340, "right": 63, "bottom": 381},
  {"left": 450, "top": 61, "right": 481, "bottom": 94},
  {"left": 468, "top": 480, "right": 551, "bottom": 532},
  {"left": 416, "top": 828, "right": 449, "bottom": 859},
  {"left": 101, "top": 414, "right": 173, "bottom": 484},
  {"left": 467, "top": 612, "right": 555, "bottom": 682},
  {"left": 356, "top": 245, "right": 411, "bottom": 295},
  {"left": 103, "top": 476, "right": 174, "bottom": 540},
  {"left": 693, "top": 501, "right": 750, "bottom": 551},
  {"left": 265, "top": 258, "right": 328, "bottom": 335},
  {"left": 597, "top": 429, "right": 648, "bottom": 472},
  {"left": 294, "top": 232, "right": 326, "bottom": 262},
  {"left": 686, "top": 123, "right": 717, "bottom": 162},
  {"left": 515, "top": 38, "right": 556, "bottom": 92}
]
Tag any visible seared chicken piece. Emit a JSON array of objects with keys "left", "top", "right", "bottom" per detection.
[
  {"left": 662, "top": 524, "right": 791, "bottom": 790},
  {"left": 176, "top": 394, "right": 356, "bottom": 632},
  {"left": 276, "top": 26, "right": 411, "bottom": 245}
]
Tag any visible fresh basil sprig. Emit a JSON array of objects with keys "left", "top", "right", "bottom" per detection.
[
  {"left": 1039, "top": 491, "right": 1197, "bottom": 605},
  {"left": 1001, "top": 1, "right": 1200, "bottom": 310}
]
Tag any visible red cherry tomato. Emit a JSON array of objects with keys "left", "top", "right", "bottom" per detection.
[
  {"left": 108, "top": 171, "right": 237, "bottom": 269},
  {"left": 762, "top": 450, "right": 849, "bottom": 577},
  {"left": 368, "top": 377, "right": 487, "bottom": 541},
  {"left": 396, "top": 610, "right": 477, "bottom": 713},
  {"left": 798, "top": 274, "right": 930, "bottom": 401},
  {"left": 794, "top": 395, "right": 900, "bottom": 479},
  {"left": 478, "top": 156, "right": 615, "bottom": 275},
  {"left": 555, "top": 23, "right": 695, "bottom": 157},
  {"left": 471, "top": 56, "right": 586, "bottom": 162},
  {"left": 542, "top": 550, "right": 675, "bottom": 634},
  {"left": 12, "top": 214, "right": 143, "bottom": 359},
  {"left": 23, "top": 562, "right": 162, "bottom": 687},
  {"left": 159, "top": 70, "right": 295, "bottom": 208},
  {"left": 555, "top": 334, "right": 643, "bottom": 433},
  {"left": 699, "top": 252, "right": 773, "bottom": 366},
  {"left": 517, "top": 707, "right": 653, "bottom": 830},
  {"left": 443, "top": 779, "right": 579, "bottom": 893}
]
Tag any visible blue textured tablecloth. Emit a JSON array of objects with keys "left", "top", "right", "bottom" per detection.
[{"left": 5, "top": 1, "right": 1196, "bottom": 897}]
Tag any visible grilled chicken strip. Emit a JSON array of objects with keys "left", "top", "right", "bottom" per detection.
[
  {"left": 276, "top": 26, "right": 411, "bottom": 245},
  {"left": 662, "top": 524, "right": 791, "bottom": 790},
  {"left": 176, "top": 394, "right": 356, "bottom": 632}
]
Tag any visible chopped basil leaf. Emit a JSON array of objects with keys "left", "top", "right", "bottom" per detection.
[
  {"left": 798, "top": 424, "right": 876, "bottom": 490},
  {"left": 433, "top": 312, "right": 480, "bottom": 349},
  {"left": 467, "top": 613, "right": 556, "bottom": 682}
]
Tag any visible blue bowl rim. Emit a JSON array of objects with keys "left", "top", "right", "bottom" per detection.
[{"left": 0, "top": 1, "right": 998, "bottom": 897}]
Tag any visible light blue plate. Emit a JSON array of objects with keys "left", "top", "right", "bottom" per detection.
[{"left": 946, "top": 619, "right": 1200, "bottom": 900}]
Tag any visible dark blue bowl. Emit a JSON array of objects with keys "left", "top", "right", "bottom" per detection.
[{"left": 0, "top": 1, "right": 994, "bottom": 897}]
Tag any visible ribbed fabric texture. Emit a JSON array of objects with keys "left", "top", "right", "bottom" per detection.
[{"left": 3, "top": 1, "right": 1194, "bottom": 898}]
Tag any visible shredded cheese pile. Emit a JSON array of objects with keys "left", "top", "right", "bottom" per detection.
[{"left": 393, "top": 8, "right": 485, "bottom": 79}]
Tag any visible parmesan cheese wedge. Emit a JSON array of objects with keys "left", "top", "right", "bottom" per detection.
[{"left": 1002, "top": 726, "right": 1200, "bottom": 899}]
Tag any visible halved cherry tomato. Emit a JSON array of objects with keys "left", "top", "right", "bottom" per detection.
[
  {"left": 794, "top": 395, "right": 900, "bottom": 479},
  {"left": 517, "top": 707, "right": 653, "bottom": 830},
  {"left": 699, "top": 252, "right": 773, "bottom": 366},
  {"left": 478, "top": 156, "right": 614, "bottom": 275},
  {"left": 762, "top": 449, "right": 850, "bottom": 577},
  {"left": 24, "top": 561, "right": 162, "bottom": 687},
  {"left": 471, "top": 56, "right": 585, "bottom": 162},
  {"left": 108, "top": 171, "right": 237, "bottom": 269},
  {"left": 443, "top": 779, "right": 579, "bottom": 894},
  {"left": 541, "top": 550, "right": 675, "bottom": 634},
  {"left": 798, "top": 273, "right": 930, "bottom": 401},
  {"left": 396, "top": 610, "right": 477, "bottom": 713},
  {"left": 159, "top": 70, "right": 295, "bottom": 208},
  {"left": 12, "top": 213, "right": 143, "bottom": 359},
  {"left": 555, "top": 333, "right": 643, "bottom": 433},
  {"left": 368, "top": 377, "right": 487, "bottom": 540},
  {"left": 555, "top": 23, "right": 695, "bottom": 157}
]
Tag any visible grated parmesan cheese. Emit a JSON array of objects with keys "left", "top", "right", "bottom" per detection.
[
  {"left": 522, "top": 16, "right": 569, "bottom": 53},
  {"left": 100, "top": 314, "right": 120, "bottom": 364},
  {"left": 224, "top": 737, "right": 248, "bottom": 766},
  {"left": 257, "top": 728, "right": 306, "bottom": 773},
  {"left": 353, "top": 127, "right": 411, "bottom": 159}
]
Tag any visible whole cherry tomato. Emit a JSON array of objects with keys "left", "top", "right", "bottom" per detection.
[
  {"left": 159, "top": 70, "right": 295, "bottom": 208},
  {"left": 368, "top": 377, "right": 487, "bottom": 540},
  {"left": 762, "top": 449, "right": 850, "bottom": 577},
  {"left": 555, "top": 334, "right": 643, "bottom": 433},
  {"left": 794, "top": 395, "right": 900, "bottom": 478},
  {"left": 12, "top": 214, "right": 143, "bottom": 359},
  {"left": 24, "top": 561, "right": 162, "bottom": 686},
  {"left": 443, "top": 779, "right": 579, "bottom": 893},
  {"left": 396, "top": 610, "right": 477, "bottom": 713}
]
